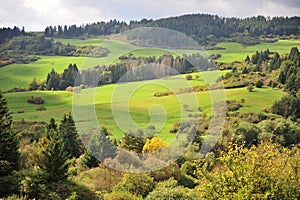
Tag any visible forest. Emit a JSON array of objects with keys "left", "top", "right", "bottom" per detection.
[{"left": 43, "top": 14, "right": 300, "bottom": 45}]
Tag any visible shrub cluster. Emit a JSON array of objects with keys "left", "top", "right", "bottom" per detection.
[
  {"left": 27, "top": 96, "right": 44, "bottom": 104},
  {"left": 153, "top": 91, "right": 173, "bottom": 97}
]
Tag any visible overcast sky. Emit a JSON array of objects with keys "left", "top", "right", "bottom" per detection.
[{"left": 1, "top": 0, "right": 300, "bottom": 31}]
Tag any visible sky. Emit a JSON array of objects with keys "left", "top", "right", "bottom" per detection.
[{"left": 1, "top": 0, "right": 300, "bottom": 31}]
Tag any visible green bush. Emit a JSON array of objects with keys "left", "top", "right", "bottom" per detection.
[
  {"left": 146, "top": 178, "right": 194, "bottom": 200},
  {"left": 185, "top": 75, "right": 193, "bottom": 80},
  {"left": 153, "top": 91, "right": 173, "bottom": 97},
  {"left": 27, "top": 96, "right": 44, "bottom": 104},
  {"left": 104, "top": 190, "right": 141, "bottom": 200},
  {"left": 247, "top": 84, "right": 254, "bottom": 92},
  {"left": 255, "top": 80, "right": 264, "bottom": 88},
  {"left": 114, "top": 173, "right": 155, "bottom": 198}
]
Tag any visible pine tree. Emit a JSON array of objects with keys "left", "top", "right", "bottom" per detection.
[
  {"left": 0, "top": 92, "right": 19, "bottom": 177},
  {"left": 245, "top": 55, "right": 250, "bottom": 63},
  {"left": 270, "top": 52, "right": 281, "bottom": 70},
  {"left": 60, "top": 63, "right": 78, "bottom": 90},
  {"left": 28, "top": 77, "right": 39, "bottom": 91},
  {"left": 82, "top": 128, "right": 117, "bottom": 168},
  {"left": 59, "top": 113, "right": 83, "bottom": 158},
  {"left": 288, "top": 47, "right": 299, "bottom": 62},
  {"left": 241, "top": 67, "right": 249, "bottom": 74},
  {"left": 251, "top": 51, "right": 259, "bottom": 64},
  {"left": 46, "top": 68, "right": 60, "bottom": 90},
  {"left": 38, "top": 130, "right": 69, "bottom": 183},
  {"left": 47, "top": 118, "right": 57, "bottom": 132},
  {"left": 120, "top": 130, "right": 147, "bottom": 153}
]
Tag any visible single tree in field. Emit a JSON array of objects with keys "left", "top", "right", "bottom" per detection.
[
  {"left": 247, "top": 84, "right": 254, "bottom": 92},
  {"left": 0, "top": 91, "right": 19, "bottom": 177},
  {"left": 28, "top": 77, "right": 39, "bottom": 91},
  {"left": 38, "top": 129, "right": 69, "bottom": 183}
]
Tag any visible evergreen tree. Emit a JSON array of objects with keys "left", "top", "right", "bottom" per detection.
[
  {"left": 245, "top": 55, "right": 250, "bottom": 63},
  {"left": 0, "top": 92, "right": 19, "bottom": 177},
  {"left": 47, "top": 118, "right": 57, "bottom": 132},
  {"left": 120, "top": 130, "right": 148, "bottom": 153},
  {"left": 271, "top": 95, "right": 300, "bottom": 119},
  {"left": 28, "top": 77, "right": 39, "bottom": 91},
  {"left": 59, "top": 113, "right": 83, "bottom": 158},
  {"left": 38, "top": 130, "right": 69, "bottom": 183},
  {"left": 288, "top": 47, "right": 299, "bottom": 62},
  {"left": 82, "top": 128, "right": 117, "bottom": 168},
  {"left": 241, "top": 67, "right": 249, "bottom": 74},
  {"left": 57, "top": 25, "right": 63, "bottom": 37},
  {"left": 251, "top": 51, "right": 259, "bottom": 64},
  {"left": 46, "top": 68, "right": 60, "bottom": 90},
  {"left": 270, "top": 52, "right": 281, "bottom": 70},
  {"left": 60, "top": 64, "right": 78, "bottom": 90}
]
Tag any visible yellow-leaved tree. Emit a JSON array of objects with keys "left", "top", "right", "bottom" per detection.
[
  {"left": 142, "top": 137, "right": 167, "bottom": 153},
  {"left": 195, "top": 142, "right": 300, "bottom": 200}
]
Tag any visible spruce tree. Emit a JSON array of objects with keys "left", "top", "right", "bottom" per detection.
[
  {"left": 245, "top": 55, "right": 250, "bottom": 63},
  {"left": 288, "top": 47, "right": 299, "bottom": 62},
  {"left": 82, "top": 128, "right": 117, "bottom": 168},
  {"left": 0, "top": 92, "right": 19, "bottom": 177},
  {"left": 59, "top": 113, "right": 83, "bottom": 158},
  {"left": 38, "top": 130, "right": 69, "bottom": 183},
  {"left": 46, "top": 68, "right": 60, "bottom": 90},
  {"left": 47, "top": 118, "right": 57, "bottom": 131}
]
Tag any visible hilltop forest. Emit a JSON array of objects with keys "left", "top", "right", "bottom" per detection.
[{"left": 44, "top": 14, "right": 300, "bottom": 44}]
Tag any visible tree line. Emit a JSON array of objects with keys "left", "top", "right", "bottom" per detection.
[
  {"left": 0, "top": 26, "right": 25, "bottom": 44},
  {"left": 43, "top": 53, "right": 214, "bottom": 91},
  {"left": 44, "top": 14, "right": 300, "bottom": 42},
  {"left": 0, "top": 35, "right": 76, "bottom": 56}
]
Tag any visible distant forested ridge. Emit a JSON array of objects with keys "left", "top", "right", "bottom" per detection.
[{"left": 44, "top": 14, "right": 300, "bottom": 42}]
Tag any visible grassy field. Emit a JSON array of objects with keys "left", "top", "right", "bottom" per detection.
[
  {"left": 53, "top": 38, "right": 106, "bottom": 46},
  {"left": 54, "top": 38, "right": 177, "bottom": 58},
  {"left": 1, "top": 38, "right": 299, "bottom": 91},
  {"left": 209, "top": 39, "right": 300, "bottom": 63},
  {"left": 0, "top": 37, "right": 291, "bottom": 142},
  {"left": 0, "top": 39, "right": 192, "bottom": 91},
  {"left": 5, "top": 72, "right": 284, "bottom": 141}
]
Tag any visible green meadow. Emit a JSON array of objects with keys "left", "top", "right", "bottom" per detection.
[
  {"left": 0, "top": 39, "right": 191, "bottom": 91},
  {"left": 0, "top": 37, "right": 289, "bottom": 141},
  {"left": 1, "top": 38, "right": 299, "bottom": 91},
  {"left": 5, "top": 73, "right": 284, "bottom": 140},
  {"left": 209, "top": 39, "right": 300, "bottom": 63}
]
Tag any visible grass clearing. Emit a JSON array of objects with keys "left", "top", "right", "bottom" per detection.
[
  {"left": 209, "top": 39, "right": 300, "bottom": 63},
  {"left": 1, "top": 38, "right": 299, "bottom": 91},
  {"left": 5, "top": 74, "right": 285, "bottom": 140},
  {"left": 0, "top": 39, "right": 201, "bottom": 91}
]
